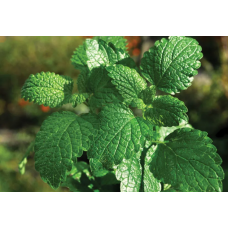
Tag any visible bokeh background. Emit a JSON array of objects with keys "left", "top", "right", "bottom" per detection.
[{"left": 0, "top": 36, "right": 228, "bottom": 192}]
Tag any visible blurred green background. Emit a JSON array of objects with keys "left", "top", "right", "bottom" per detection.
[{"left": 0, "top": 36, "right": 228, "bottom": 192}]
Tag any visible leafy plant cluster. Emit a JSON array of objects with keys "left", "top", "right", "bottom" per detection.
[{"left": 20, "top": 36, "right": 224, "bottom": 192}]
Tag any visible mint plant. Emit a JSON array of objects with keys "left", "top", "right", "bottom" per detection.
[{"left": 20, "top": 36, "right": 224, "bottom": 192}]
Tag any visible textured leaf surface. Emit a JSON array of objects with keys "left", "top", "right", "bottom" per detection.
[
  {"left": 80, "top": 113, "right": 100, "bottom": 132},
  {"left": 88, "top": 67, "right": 115, "bottom": 92},
  {"left": 71, "top": 39, "right": 130, "bottom": 71},
  {"left": 150, "top": 128, "right": 224, "bottom": 192},
  {"left": 156, "top": 122, "right": 192, "bottom": 142},
  {"left": 130, "top": 98, "right": 145, "bottom": 109},
  {"left": 89, "top": 91, "right": 122, "bottom": 111},
  {"left": 35, "top": 111, "right": 95, "bottom": 189},
  {"left": 116, "top": 145, "right": 161, "bottom": 192},
  {"left": 93, "top": 36, "right": 127, "bottom": 51},
  {"left": 88, "top": 103, "right": 154, "bottom": 170},
  {"left": 71, "top": 44, "right": 88, "bottom": 71},
  {"left": 89, "top": 161, "right": 110, "bottom": 177},
  {"left": 142, "top": 145, "right": 161, "bottom": 192},
  {"left": 140, "top": 36, "right": 203, "bottom": 94},
  {"left": 107, "top": 64, "right": 147, "bottom": 104},
  {"left": 77, "top": 68, "right": 91, "bottom": 93},
  {"left": 116, "top": 153, "right": 142, "bottom": 192},
  {"left": 88, "top": 67, "right": 123, "bottom": 109},
  {"left": 139, "top": 86, "right": 156, "bottom": 105},
  {"left": 145, "top": 95, "right": 188, "bottom": 127},
  {"left": 21, "top": 72, "right": 73, "bottom": 108},
  {"left": 70, "top": 93, "right": 89, "bottom": 107},
  {"left": 80, "top": 113, "right": 101, "bottom": 140},
  {"left": 117, "top": 57, "right": 139, "bottom": 72}
]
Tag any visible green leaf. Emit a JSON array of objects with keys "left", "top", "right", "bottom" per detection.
[
  {"left": 150, "top": 128, "right": 224, "bottom": 192},
  {"left": 71, "top": 39, "right": 130, "bottom": 71},
  {"left": 130, "top": 98, "right": 146, "bottom": 109},
  {"left": 93, "top": 36, "right": 127, "bottom": 51},
  {"left": 70, "top": 93, "right": 90, "bottom": 107},
  {"left": 116, "top": 153, "right": 142, "bottom": 192},
  {"left": 88, "top": 90, "right": 122, "bottom": 112},
  {"left": 142, "top": 145, "right": 161, "bottom": 192},
  {"left": 18, "top": 141, "right": 35, "bottom": 175},
  {"left": 21, "top": 72, "right": 73, "bottom": 108},
  {"left": 156, "top": 122, "right": 192, "bottom": 142},
  {"left": 107, "top": 64, "right": 147, "bottom": 104},
  {"left": 116, "top": 145, "right": 161, "bottom": 192},
  {"left": 140, "top": 36, "right": 203, "bottom": 94},
  {"left": 144, "top": 95, "right": 188, "bottom": 127},
  {"left": 35, "top": 111, "right": 95, "bottom": 189},
  {"left": 89, "top": 160, "right": 110, "bottom": 177},
  {"left": 88, "top": 67, "right": 115, "bottom": 92},
  {"left": 88, "top": 67, "right": 123, "bottom": 110},
  {"left": 88, "top": 103, "right": 154, "bottom": 170},
  {"left": 139, "top": 86, "right": 156, "bottom": 105},
  {"left": 80, "top": 113, "right": 101, "bottom": 147},
  {"left": 117, "top": 57, "right": 139, "bottom": 72},
  {"left": 80, "top": 113, "right": 100, "bottom": 132},
  {"left": 77, "top": 68, "right": 91, "bottom": 93},
  {"left": 71, "top": 44, "right": 88, "bottom": 71}
]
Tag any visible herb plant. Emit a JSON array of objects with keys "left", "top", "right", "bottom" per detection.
[{"left": 19, "top": 36, "right": 224, "bottom": 192}]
